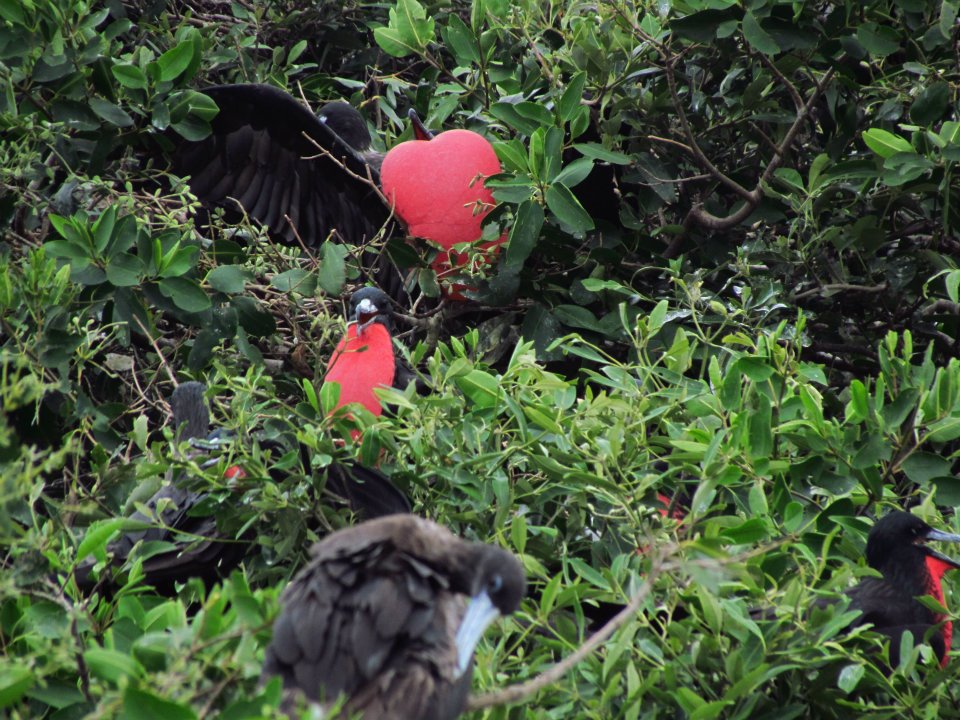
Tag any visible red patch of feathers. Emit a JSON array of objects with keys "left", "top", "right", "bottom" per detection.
[{"left": 924, "top": 554, "right": 957, "bottom": 666}]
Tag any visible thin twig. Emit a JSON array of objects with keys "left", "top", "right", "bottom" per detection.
[
  {"left": 466, "top": 546, "right": 671, "bottom": 711},
  {"left": 133, "top": 315, "right": 177, "bottom": 386}
]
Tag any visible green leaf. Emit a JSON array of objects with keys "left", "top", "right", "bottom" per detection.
[
  {"left": 553, "top": 304, "right": 598, "bottom": 330},
  {"left": 455, "top": 369, "right": 501, "bottom": 408},
  {"left": 317, "top": 242, "right": 347, "bottom": 295},
  {"left": 902, "top": 452, "right": 953, "bottom": 484},
  {"left": 84, "top": 648, "right": 142, "bottom": 684},
  {"left": 122, "top": 687, "right": 197, "bottom": 720},
  {"left": 857, "top": 22, "right": 901, "bottom": 58},
  {"left": 559, "top": 72, "right": 587, "bottom": 123},
  {"left": 106, "top": 253, "right": 145, "bottom": 287},
  {"left": 554, "top": 157, "right": 594, "bottom": 188},
  {"left": 442, "top": 13, "right": 479, "bottom": 65},
  {"left": 374, "top": 0, "right": 436, "bottom": 57},
  {"left": 77, "top": 518, "right": 128, "bottom": 561},
  {"left": 156, "top": 38, "right": 195, "bottom": 82},
  {"left": 112, "top": 63, "right": 148, "bottom": 89},
  {"left": 0, "top": 0, "right": 26, "bottom": 24},
  {"left": 158, "top": 278, "right": 211, "bottom": 313},
  {"left": 158, "top": 245, "right": 199, "bottom": 278},
  {"left": 0, "top": 666, "right": 34, "bottom": 709},
  {"left": 837, "top": 663, "right": 865, "bottom": 694},
  {"left": 170, "top": 116, "right": 211, "bottom": 141},
  {"left": 270, "top": 268, "right": 316, "bottom": 294},
  {"left": 909, "top": 82, "right": 949, "bottom": 126},
  {"left": 941, "top": 0, "right": 959, "bottom": 39},
  {"left": 504, "top": 199, "right": 544, "bottom": 272},
  {"left": 742, "top": 12, "right": 780, "bottom": 55},
  {"left": 862, "top": 128, "right": 913, "bottom": 158},
  {"left": 572, "top": 143, "right": 632, "bottom": 165},
  {"left": 89, "top": 97, "right": 134, "bottom": 127},
  {"left": 545, "top": 182, "right": 594, "bottom": 236},
  {"left": 206, "top": 265, "right": 250, "bottom": 294}
]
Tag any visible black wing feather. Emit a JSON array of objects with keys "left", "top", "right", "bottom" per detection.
[{"left": 172, "top": 83, "right": 390, "bottom": 248}]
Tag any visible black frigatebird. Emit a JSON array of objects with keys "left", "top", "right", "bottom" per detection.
[
  {"left": 260, "top": 514, "right": 525, "bottom": 719},
  {"left": 170, "top": 83, "right": 506, "bottom": 300},
  {"left": 172, "top": 84, "right": 397, "bottom": 250},
  {"left": 842, "top": 510, "right": 960, "bottom": 667},
  {"left": 74, "top": 381, "right": 410, "bottom": 595}
]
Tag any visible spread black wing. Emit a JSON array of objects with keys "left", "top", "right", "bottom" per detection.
[
  {"left": 173, "top": 83, "right": 390, "bottom": 249},
  {"left": 261, "top": 528, "right": 469, "bottom": 720}
]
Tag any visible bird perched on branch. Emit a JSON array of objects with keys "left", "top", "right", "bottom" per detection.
[
  {"left": 74, "top": 381, "right": 410, "bottom": 595},
  {"left": 170, "top": 83, "right": 504, "bottom": 300},
  {"left": 261, "top": 514, "right": 525, "bottom": 719},
  {"left": 842, "top": 511, "right": 960, "bottom": 667}
]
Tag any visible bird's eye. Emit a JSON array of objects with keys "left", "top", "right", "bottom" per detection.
[{"left": 488, "top": 574, "right": 503, "bottom": 594}]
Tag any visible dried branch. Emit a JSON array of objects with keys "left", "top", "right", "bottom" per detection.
[{"left": 466, "top": 547, "right": 670, "bottom": 711}]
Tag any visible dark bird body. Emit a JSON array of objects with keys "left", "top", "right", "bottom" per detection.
[
  {"left": 261, "top": 514, "right": 525, "bottom": 719},
  {"left": 173, "top": 84, "right": 389, "bottom": 249},
  {"left": 74, "top": 382, "right": 410, "bottom": 595},
  {"left": 843, "top": 511, "right": 960, "bottom": 666}
]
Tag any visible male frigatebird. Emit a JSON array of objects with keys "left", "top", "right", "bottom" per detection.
[
  {"left": 261, "top": 514, "right": 525, "bottom": 719},
  {"left": 171, "top": 83, "right": 504, "bottom": 299},
  {"left": 74, "top": 381, "right": 410, "bottom": 595},
  {"left": 173, "top": 84, "right": 393, "bottom": 250},
  {"left": 842, "top": 510, "right": 960, "bottom": 667},
  {"left": 324, "top": 287, "right": 399, "bottom": 419}
]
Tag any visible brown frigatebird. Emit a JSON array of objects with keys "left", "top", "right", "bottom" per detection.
[
  {"left": 260, "top": 514, "right": 525, "bottom": 719},
  {"left": 842, "top": 510, "right": 960, "bottom": 667},
  {"left": 74, "top": 381, "right": 410, "bottom": 595}
]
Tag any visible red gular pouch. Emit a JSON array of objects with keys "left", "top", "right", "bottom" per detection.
[
  {"left": 380, "top": 128, "right": 505, "bottom": 300},
  {"left": 924, "top": 552, "right": 960, "bottom": 667},
  {"left": 324, "top": 322, "right": 396, "bottom": 441}
]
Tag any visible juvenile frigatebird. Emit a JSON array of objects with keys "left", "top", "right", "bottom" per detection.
[
  {"left": 74, "top": 381, "right": 410, "bottom": 595},
  {"left": 842, "top": 510, "right": 960, "bottom": 667},
  {"left": 261, "top": 514, "right": 525, "bottom": 719}
]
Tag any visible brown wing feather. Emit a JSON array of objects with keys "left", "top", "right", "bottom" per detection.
[{"left": 262, "top": 518, "right": 476, "bottom": 719}]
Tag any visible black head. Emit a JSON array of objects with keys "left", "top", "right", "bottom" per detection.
[
  {"left": 348, "top": 287, "right": 394, "bottom": 335},
  {"left": 318, "top": 102, "right": 372, "bottom": 152},
  {"left": 866, "top": 511, "right": 960, "bottom": 579},
  {"left": 472, "top": 545, "right": 526, "bottom": 615},
  {"left": 170, "top": 381, "right": 210, "bottom": 441},
  {"left": 453, "top": 543, "right": 525, "bottom": 676}
]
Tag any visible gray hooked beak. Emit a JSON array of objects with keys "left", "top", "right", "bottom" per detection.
[
  {"left": 924, "top": 529, "right": 960, "bottom": 570},
  {"left": 454, "top": 590, "right": 501, "bottom": 677},
  {"left": 354, "top": 297, "right": 379, "bottom": 335}
]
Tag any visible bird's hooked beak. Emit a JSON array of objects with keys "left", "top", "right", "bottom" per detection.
[
  {"left": 454, "top": 589, "right": 501, "bottom": 677},
  {"left": 408, "top": 108, "right": 434, "bottom": 141},
  {"left": 354, "top": 297, "right": 380, "bottom": 335},
  {"left": 922, "top": 528, "right": 960, "bottom": 570}
]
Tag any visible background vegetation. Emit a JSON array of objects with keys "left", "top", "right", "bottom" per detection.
[{"left": 2, "top": 0, "right": 960, "bottom": 717}]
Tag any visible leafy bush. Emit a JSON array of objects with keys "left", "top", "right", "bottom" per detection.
[{"left": 3, "top": 0, "right": 960, "bottom": 718}]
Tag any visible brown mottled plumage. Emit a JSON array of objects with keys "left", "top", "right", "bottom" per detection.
[{"left": 261, "top": 515, "right": 525, "bottom": 719}]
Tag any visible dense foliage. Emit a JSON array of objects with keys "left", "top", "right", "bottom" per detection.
[{"left": 2, "top": 0, "right": 960, "bottom": 717}]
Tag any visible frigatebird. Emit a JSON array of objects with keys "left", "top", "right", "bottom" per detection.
[
  {"left": 324, "top": 286, "right": 423, "bottom": 421},
  {"left": 74, "top": 381, "right": 410, "bottom": 595},
  {"left": 172, "top": 84, "right": 395, "bottom": 250},
  {"left": 261, "top": 514, "right": 525, "bottom": 719},
  {"left": 842, "top": 511, "right": 960, "bottom": 667},
  {"left": 170, "top": 83, "right": 504, "bottom": 300}
]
